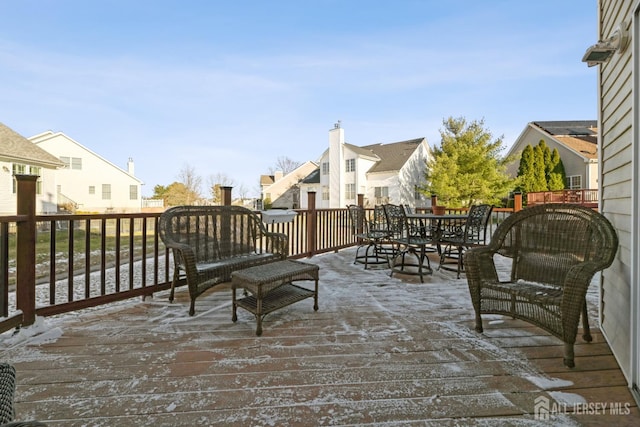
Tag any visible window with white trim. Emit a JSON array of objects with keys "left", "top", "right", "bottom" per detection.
[
  {"left": 322, "top": 162, "right": 329, "bottom": 175},
  {"left": 322, "top": 186, "right": 330, "bottom": 201},
  {"left": 345, "top": 183, "right": 356, "bottom": 200},
  {"left": 345, "top": 158, "right": 355, "bottom": 172},
  {"left": 374, "top": 186, "right": 389, "bottom": 204},
  {"left": 566, "top": 175, "right": 582, "bottom": 189},
  {"left": 60, "top": 156, "right": 83, "bottom": 170},
  {"left": 102, "top": 184, "right": 112, "bottom": 200}
]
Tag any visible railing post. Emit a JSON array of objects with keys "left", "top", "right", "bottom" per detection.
[
  {"left": 221, "top": 186, "right": 233, "bottom": 206},
  {"left": 307, "top": 191, "right": 317, "bottom": 257},
  {"left": 431, "top": 194, "right": 438, "bottom": 207},
  {"left": 513, "top": 191, "right": 523, "bottom": 212},
  {"left": 357, "top": 193, "right": 364, "bottom": 207},
  {"left": 16, "top": 174, "right": 38, "bottom": 326}
]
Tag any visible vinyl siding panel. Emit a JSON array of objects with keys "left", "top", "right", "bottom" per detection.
[{"left": 599, "top": 0, "right": 633, "bottom": 380}]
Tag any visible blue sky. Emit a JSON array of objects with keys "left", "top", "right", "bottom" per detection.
[{"left": 0, "top": 1, "right": 598, "bottom": 198}]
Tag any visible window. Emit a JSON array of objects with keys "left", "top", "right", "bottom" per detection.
[
  {"left": 129, "top": 185, "right": 138, "bottom": 200},
  {"left": 374, "top": 186, "right": 389, "bottom": 204},
  {"left": 89, "top": 186, "right": 95, "bottom": 195},
  {"left": 322, "top": 186, "right": 330, "bottom": 201},
  {"left": 322, "top": 162, "right": 330, "bottom": 175},
  {"left": 345, "top": 183, "right": 356, "bottom": 200},
  {"left": 12, "top": 164, "right": 42, "bottom": 194},
  {"left": 414, "top": 185, "right": 421, "bottom": 201},
  {"left": 60, "top": 156, "right": 82, "bottom": 170},
  {"left": 566, "top": 175, "right": 582, "bottom": 189},
  {"left": 345, "top": 158, "right": 355, "bottom": 172},
  {"left": 102, "top": 184, "right": 111, "bottom": 200},
  {"left": 31, "top": 166, "right": 42, "bottom": 195}
]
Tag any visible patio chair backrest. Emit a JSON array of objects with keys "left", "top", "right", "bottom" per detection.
[
  {"left": 490, "top": 203, "right": 618, "bottom": 287},
  {"left": 347, "top": 205, "right": 367, "bottom": 234},
  {"left": 463, "top": 204, "right": 493, "bottom": 245},
  {"left": 370, "top": 205, "right": 388, "bottom": 233},
  {"left": 382, "top": 204, "right": 405, "bottom": 239}
]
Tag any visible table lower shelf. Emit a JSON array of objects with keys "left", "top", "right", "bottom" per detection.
[{"left": 235, "top": 283, "right": 316, "bottom": 317}]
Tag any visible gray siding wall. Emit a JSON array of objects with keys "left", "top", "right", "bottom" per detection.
[{"left": 599, "top": 0, "right": 634, "bottom": 380}]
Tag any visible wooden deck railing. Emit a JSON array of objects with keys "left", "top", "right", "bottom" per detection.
[
  {"left": 526, "top": 189, "right": 599, "bottom": 208},
  {"left": 1, "top": 178, "right": 514, "bottom": 333}
]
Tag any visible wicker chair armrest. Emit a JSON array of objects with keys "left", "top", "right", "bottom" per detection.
[
  {"left": 163, "top": 242, "right": 198, "bottom": 280},
  {"left": 561, "top": 261, "right": 604, "bottom": 306},
  {"left": 464, "top": 246, "right": 500, "bottom": 284},
  {"left": 264, "top": 231, "right": 289, "bottom": 258}
]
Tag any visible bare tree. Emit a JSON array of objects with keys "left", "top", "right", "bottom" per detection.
[
  {"left": 177, "top": 163, "right": 202, "bottom": 204},
  {"left": 268, "top": 156, "right": 302, "bottom": 176},
  {"left": 207, "top": 172, "right": 235, "bottom": 205}
]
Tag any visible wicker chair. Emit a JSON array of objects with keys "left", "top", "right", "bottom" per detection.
[
  {"left": 464, "top": 203, "right": 618, "bottom": 368},
  {"left": 347, "top": 205, "right": 391, "bottom": 269},
  {"left": 1, "top": 363, "right": 47, "bottom": 427},
  {"left": 438, "top": 204, "right": 493, "bottom": 278}
]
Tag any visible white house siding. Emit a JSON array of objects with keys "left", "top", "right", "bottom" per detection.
[
  {"left": 30, "top": 132, "right": 143, "bottom": 213},
  {"left": 598, "top": 0, "right": 634, "bottom": 384},
  {"left": 0, "top": 160, "right": 59, "bottom": 215},
  {"left": 398, "top": 141, "right": 430, "bottom": 207},
  {"left": 264, "top": 161, "right": 317, "bottom": 209}
]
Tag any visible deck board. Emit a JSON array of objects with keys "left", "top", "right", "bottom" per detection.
[{"left": 1, "top": 248, "right": 638, "bottom": 426}]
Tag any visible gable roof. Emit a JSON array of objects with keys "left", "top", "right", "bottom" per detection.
[
  {"left": 531, "top": 120, "right": 598, "bottom": 160},
  {"left": 30, "top": 130, "right": 143, "bottom": 184},
  {"left": 0, "top": 123, "right": 64, "bottom": 168},
  {"left": 359, "top": 137, "right": 426, "bottom": 173}
]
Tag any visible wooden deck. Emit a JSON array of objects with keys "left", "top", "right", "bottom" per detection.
[{"left": 1, "top": 248, "right": 638, "bottom": 426}]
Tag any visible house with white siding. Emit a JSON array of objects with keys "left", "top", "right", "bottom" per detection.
[
  {"left": 0, "top": 123, "right": 64, "bottom": 215},
  {"left": 29, "top": 130, "right": 143, "bottom": 213},
  {"left": 585, "top": 0, "right": 639, "bottom": 405},
  {"left": 506, "top": 120, "right": 599, "bottom": 190},
  {"left": 298, "top": 122, "right": 433, "bottom": 209},
  {"left": 259, "top": 161, "right": 318, "bottom": 209}
]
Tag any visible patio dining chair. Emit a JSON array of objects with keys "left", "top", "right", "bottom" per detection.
[
  {"left": 438, "top": 204, "right": 493, "bottom": 278},
  {"left": 347, "top": 205, "right": 391, "bottom": 269},
  {"left": 464, "top": 203, "right": 618, "bottom": 368},
  {"left": 384, "top": 203, "right": 434, "bottom": 283}
]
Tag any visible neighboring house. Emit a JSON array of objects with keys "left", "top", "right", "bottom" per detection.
[
  {"left": 29, "top": 130, "right": 143, "bottom": 213},
  {"left": 506, "top": 120, "right": 599, "bottom": 190},
  {"left": 298, "top": 122, "right": 433, "bottom": 209},
  {"left": 0, "top": 123, "right": 64, "bottom": 215},
  {"left": 260, "top": 161, "right": 318, "bottom": 209},
  {"left": 586, "top": 1, "right": 639, "bottom": 405}
]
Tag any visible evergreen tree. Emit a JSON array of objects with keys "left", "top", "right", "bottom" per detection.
[
  {"left": 532, "top": 144, "right": 548, "bottom": 191},
  {"left": 547, "top": 148, "right": 566, "bottom": 190},
  {"left": 539, "top": 139, "right": 553, "bottom": 184},
  {"left": 516, "top": 144, "right": 536, "bottom": 195},
  {"left": 423, "top": 116, "right": 514, "bottom": 207}
]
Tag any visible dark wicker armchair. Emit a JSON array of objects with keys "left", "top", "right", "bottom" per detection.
[
  {"left": 1, "top": 363, "right": 47, "bottom": 427},
  {"left": 464, "top": 203, "right": 618, "bottom": 368}
]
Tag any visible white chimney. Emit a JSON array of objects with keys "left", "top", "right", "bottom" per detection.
[
  {"left": 274, "top": 170, "right": 284, "bottom": 181},
  {"left": 127, "top": 157, "right": 135, "bottom": 175}
]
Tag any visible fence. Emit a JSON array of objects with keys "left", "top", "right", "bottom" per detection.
[{"left": 1, "top": 179, "right": 517, "bottom": 334}]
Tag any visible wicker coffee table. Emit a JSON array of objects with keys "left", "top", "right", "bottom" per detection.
[{"left": 231, "top": 260, "right": 319, "bottom": 336}]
